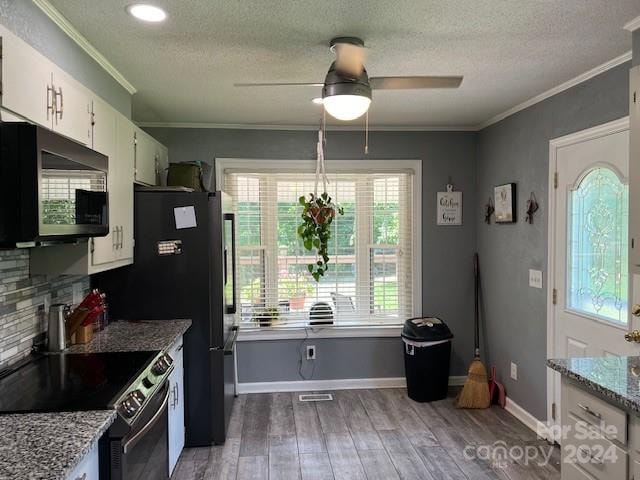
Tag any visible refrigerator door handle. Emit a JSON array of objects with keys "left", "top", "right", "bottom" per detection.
[
  {"left": 223, "top": 326, "right": 239, "bottom": 356},
  {"left": 223, "top": 213, "right": 237, "bottom": 314}
]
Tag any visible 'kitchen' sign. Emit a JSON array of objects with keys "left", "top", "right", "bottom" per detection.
[{"left": 437, "top": 185, "right": 462, "bottom": 225}]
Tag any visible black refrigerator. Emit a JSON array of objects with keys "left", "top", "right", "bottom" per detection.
[{"left": 94, "top": 189, "right": 237, "bottom": 446}]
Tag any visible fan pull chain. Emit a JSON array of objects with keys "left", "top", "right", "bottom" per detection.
[{"left": 364, "top": 110, "right": 369, "bottom": 155}]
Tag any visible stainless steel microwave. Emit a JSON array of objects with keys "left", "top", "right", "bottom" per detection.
[{"left": 0, "top": 123, "right": 109, "bottom": 247}]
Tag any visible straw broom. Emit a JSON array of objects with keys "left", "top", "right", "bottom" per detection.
[{"left": 456, "top": 253, "right": 490, "bottom": 409}]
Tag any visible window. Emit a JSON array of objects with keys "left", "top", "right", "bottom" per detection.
[
  {"left": 567, "top": 167, "right": 628, "bottom": 324},
  {"left": 222, "top": 161, "right": 418, "bottom": 329}
]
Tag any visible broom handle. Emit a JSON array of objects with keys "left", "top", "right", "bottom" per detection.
[{"left": 474, "top": 253, "right": 480, "bottom": 357}]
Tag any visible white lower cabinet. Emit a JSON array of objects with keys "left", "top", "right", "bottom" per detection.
[
  {"left": 168, "top": 336, "right": 185, "bottom": 475},
  {"left": 560, "top": 379, "right": 632, "bottom": 480},
  {"left": 65, "top": 440, "right": 99, "bottom": 480}
]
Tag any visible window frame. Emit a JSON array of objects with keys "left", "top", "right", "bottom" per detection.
[{"left": 216, "top": 158, "right": 422, "bottom": 340}]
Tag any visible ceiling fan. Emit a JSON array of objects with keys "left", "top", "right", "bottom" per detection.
[{"left": 235, "top": 36, "right": 463, "bottom": 121}]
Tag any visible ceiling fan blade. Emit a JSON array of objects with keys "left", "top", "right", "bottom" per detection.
[
  {"left": 369, "top": 76, "right": 463, "bottom": 90},
  {"left": 234, "top": 82, "right": 324, "bottom": 87}
]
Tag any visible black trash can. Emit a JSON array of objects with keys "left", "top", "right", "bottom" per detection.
[{"left": 402, "top": 317, "right": 453, "bottom": 402}]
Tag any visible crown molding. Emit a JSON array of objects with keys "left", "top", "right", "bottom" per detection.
[
  {"left": 32, "top": 0, "right": 137, "bottom": 94},
  {"left": 478, "top": 50, "right": 632, "bottom": 130},
  {"left": 624, "top": 16, "right": 640, "bottom": 32},
  {"left": 136, "top": 121, "right": 479, "bottom": 132}
]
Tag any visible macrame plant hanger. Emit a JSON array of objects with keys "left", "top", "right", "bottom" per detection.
[{"left": 315, "top": 112, "right": 329, "bottom": 196}]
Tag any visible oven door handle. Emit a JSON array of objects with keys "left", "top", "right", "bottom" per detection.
[{"left": 122, "top": 384, "right": 170, "bottom": 454}]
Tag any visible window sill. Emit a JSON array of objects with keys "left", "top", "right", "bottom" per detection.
[{"left": 237, "top": 324, "right": 403, "bottom": 341}]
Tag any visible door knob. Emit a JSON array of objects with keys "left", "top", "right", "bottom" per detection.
[
  {"left": 625, "top": 330, "right": 640, "bottom": 342},
  {"left": 633, "top": 304, "right": 640, "bottom": 317}
]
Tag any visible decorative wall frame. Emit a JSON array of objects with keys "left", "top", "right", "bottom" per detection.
[{"left": 494, "top": 183, "right": 517, "bottom": 223}]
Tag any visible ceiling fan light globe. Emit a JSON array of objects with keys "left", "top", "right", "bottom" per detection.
[{"left": 323, "top": 95, "right": 371, "bottom": 121}]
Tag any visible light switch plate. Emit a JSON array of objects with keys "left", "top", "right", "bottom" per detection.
[
  {"left": 72, "top": 283, "right": 84, "bottom": 305},
  {"left": 510, "top": 362, "right": 518, "bottom": 381},
  {"left": 529, "top": 269, "right": 543, "bottom": 289}
]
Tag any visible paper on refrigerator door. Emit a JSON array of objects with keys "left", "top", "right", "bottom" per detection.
[{"left": 174, "top": 206, "right": 197, "bottom": 229}]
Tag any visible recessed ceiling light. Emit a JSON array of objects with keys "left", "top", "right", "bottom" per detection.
[
  {"left": 126, "top": 4, "right": 167, "bottom": 23},
  {"left": 312, "top": 97, "right": 324, "bottom": 105}
]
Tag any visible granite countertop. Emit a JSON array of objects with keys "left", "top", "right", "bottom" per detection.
[
  {"left": 548, "top": 356, "right": 640, "bottom": 412},
  {"left": 65, "top": 318, "right": 191, "bottom": 354},
  {"left": 0, "top": 410, "right": 116, "bottom": 480},
  {"left": 0, "top": 319, "right": 191, "bottom": 480}
]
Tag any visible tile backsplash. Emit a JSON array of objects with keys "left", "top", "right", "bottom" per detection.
[{"left": 0, "top": 249, "right": 89, "bottom": 368}]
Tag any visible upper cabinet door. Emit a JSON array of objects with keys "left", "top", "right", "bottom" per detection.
[
  {"left": 91, "top": 96, "right": 117, "bottom": 156},
  {"left": 115, "top": 114, "right": 136, "bottom": 261},
  {"left": 134, "top": 128, "right": 159, "bottom": 186},
  {"left": 51, "top": 69, "right": 91, "bottom": 145},
  {"left": 0, "top": 30, "right": 54, "bottom": 128}
]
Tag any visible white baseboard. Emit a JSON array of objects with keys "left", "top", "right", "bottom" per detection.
[
  {"left": 237, "top": 375, "right": 467, "bottom": 394},
  {"left": 505, "top": 396, "right": 550, "bottom": 441}
]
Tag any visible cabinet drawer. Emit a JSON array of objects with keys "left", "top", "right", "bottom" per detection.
[
  {"left": 562, "top": 461, "right": 596, "bottom": 480},
  {"left": 563, "top": 414, "right": 627, "bottom": 480},
  {"left": 566, "top": 382, "right": 627, "bottom": 444}
]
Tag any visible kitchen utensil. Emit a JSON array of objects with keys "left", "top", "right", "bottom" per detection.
[{"left": 47, "top": 304, "right": 70, "bottom": 352}]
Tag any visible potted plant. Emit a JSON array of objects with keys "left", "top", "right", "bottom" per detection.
[
  {"left": 251, "top": 306, "right": 279, "bottom": 327},
  {"left": 297, "top": 192, "right": 344, "bottom": 281},
  {"left": 280, "top": 275, "right": 313, "bottom": 310}
]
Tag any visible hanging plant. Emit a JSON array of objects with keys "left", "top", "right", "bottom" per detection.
[
  {"left": 298, "top": 192, "right": 344, "bottom": 281},
  {"left": 296, "top": 128, "right": 343, "bottom": 282}
]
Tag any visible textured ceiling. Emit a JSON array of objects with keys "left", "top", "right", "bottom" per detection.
[{"left": 49, "top": 0, "right": 639, "bottom": 127}]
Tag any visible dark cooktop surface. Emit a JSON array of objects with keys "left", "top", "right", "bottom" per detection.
[{"left": 0, "top": 351, "right": 157, "bottom": 414}]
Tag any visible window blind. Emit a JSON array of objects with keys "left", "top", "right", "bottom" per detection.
[{"left": 224, "top": 169, "right": 414, "bottom": 329}]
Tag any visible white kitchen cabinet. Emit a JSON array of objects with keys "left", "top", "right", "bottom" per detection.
[
  {"left": 0, "top": 25, "right": 91, "bottom": 146},
  {"left": 157, "top": 143, "right": 169, "bottom": 186},
  {"left": 0, "top": 27, "right": 53, "bottom": 129},
  {"left": 168, "top": 336, "right": 185, "bottom": 475},
  {"left": 31, "top": 108, "right": 135, "bottom": 275},
  {"left": 51, "top": 68, "right": 91, "bottom": 145},
  {"left": 134, "top": 127, "right": 160, "bottom": 186},
  {"left": 64, "top": 439, "right": 99, "bottom": 480}
]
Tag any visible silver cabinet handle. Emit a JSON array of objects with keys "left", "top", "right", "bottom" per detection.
[
  {"left": 120, "top": 226, "right": 124, "bottom": 249},
  {"left": 175, "top": 383, "right": 179, "bottom": 407},
  {"left": 112, "top": 227, "right": 117, "bottom": 250},
  {"left": 577, "top": 403, "right": 602, "bottom": 419},
  {"left": 54, "top": 87, "right": 63, "bottom": 120},
  {"left": 47, "top": 85, "right": 55, "bottom": 120},
  {"left": 578, "top": 447, "right": 603, "bottom": 464}
]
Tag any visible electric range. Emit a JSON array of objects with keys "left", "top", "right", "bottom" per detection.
[{"left": 0, "top": 350, "right": 175, "bottom": 480}]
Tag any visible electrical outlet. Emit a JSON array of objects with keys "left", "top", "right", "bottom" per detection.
[
  {"left": 529, "top": 269, "right": 543, "bottom": 289},
  {"left": 43, "top": 293, "right": 52, "bottom": 313},
  {"left": 306, "top": 345, "right": 316, "bottom": 360},
  {"left": 511, "top": 362, "right": 518, "bottom": 381}
]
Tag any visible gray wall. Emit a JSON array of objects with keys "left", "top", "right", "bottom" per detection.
[
  {"left": 146, "top": 127, "right": 477, "bottom": 382},
  {"left": 476, "top": 61, "right": 631, "bottom": 419},
  {"left": 634, "top": 30, "right": 640, "bottom": 67},
  {"left": 0, "top": 0, "right": 131, "bottom": 117}
]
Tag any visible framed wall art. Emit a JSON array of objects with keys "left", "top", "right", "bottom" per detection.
[{"left": 494, "top": 183, "right": 516, "bottom": 223}]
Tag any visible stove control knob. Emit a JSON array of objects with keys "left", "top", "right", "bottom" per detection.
[
  {"left": 131, "top": 389, "right": 146, "bottom": 404},
  {"left": 142, "top": 376, "right": 155, "bottom": 389},
  {"left": 120, "top": 392, "right": 142, "bottom": 418},
  {"left": 151, "top": 354, "right": 174, "bottom": 376}
]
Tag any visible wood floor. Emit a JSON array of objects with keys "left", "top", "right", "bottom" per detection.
[{"left": 172, "top": 388, "right": 560, "bottom": 480}]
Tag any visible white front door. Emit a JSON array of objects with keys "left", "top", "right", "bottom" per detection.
[{"left": 548, "top": 118, "right": 637, "bottom": 432}]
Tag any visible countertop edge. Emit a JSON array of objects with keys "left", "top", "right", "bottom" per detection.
[
  {"left": 547, "top": 358, "right": 640, "bottom": 414},
  {"left": 57, "top": 410, "right": 118, "bottom": 480}
]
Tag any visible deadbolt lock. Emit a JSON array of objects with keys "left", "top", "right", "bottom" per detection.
[{"left": 625, "top": 330, "right": 640, "bottom": 343}]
